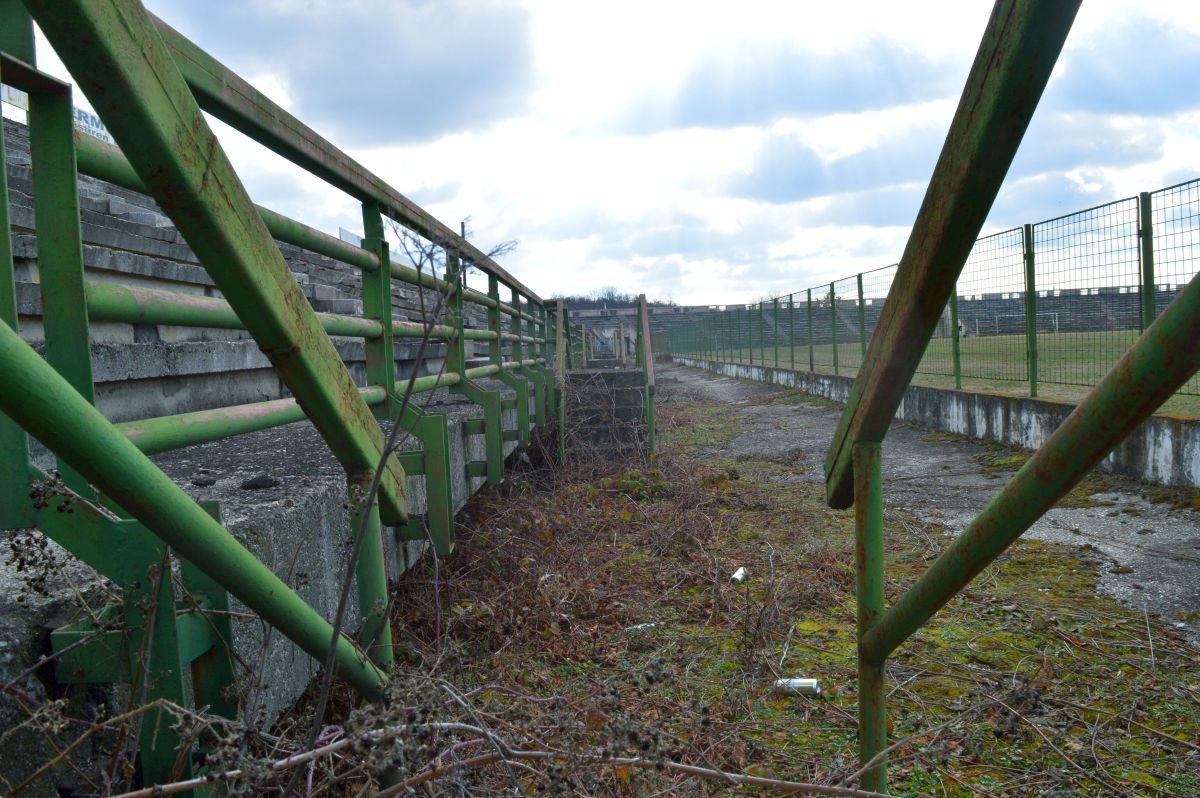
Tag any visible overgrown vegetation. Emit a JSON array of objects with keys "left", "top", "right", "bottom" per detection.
[
  {"left": 6, "top": 379, "right": 1198, "bottom": 796},
  {"left": 288, "top": 381, "right": 1199, "bottom": 795}
]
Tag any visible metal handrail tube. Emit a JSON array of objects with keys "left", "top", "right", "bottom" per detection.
[
  {"left": 0, "top": 319, "right": 387, "bottom": 698},
  {"left": 117, "top": 386, "right": 388, "bottom": 455},
  {"left": 860, "top": 270, "right": 1200, "bottom": 665},
  {"left": 87, "top": 280, "right": 384, "bottom": 339}
]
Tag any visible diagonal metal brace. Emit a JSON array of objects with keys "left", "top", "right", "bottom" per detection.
[{"left": 24, "top": 0, "right": 408, "bottom": 524}]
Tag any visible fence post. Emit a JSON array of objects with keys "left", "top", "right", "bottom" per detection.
[
  {"left": 360, "top": 202, "right": 395, "bottom": 420},
  {"left": 1023, "top": 223, "right": 1038, "bottom": 398},
  {"left": 857, "top": 273, "right": 867, "bottom": 362},
  {"left": 30, "top": 84, "right": 96, "bottom": 495},
  {"left": 0, "top": 92, "right": 34, "bottom": 529},
  {"left": 773, "top": 296, "right": 780, "bottom": 369},
  {"left": 950, "top": 290, "right": 963, "bottom": 390},
  {"left": 807, "top": 288, "right": 815, "bottom": 372},
  {"left": 1139, "top": 191, "right": 1155, "bottom": 330},
  {"left": 855, "top": 442, "right": 887, "bottom": 793},
  {"left": 758, "top": 302, "right": 766, "bottom": 367},
  {"left": 789, "top": 294, "right": 796, "bottom": 370},
  {"left": 830, "top": 282, "right": 839, "bottom": 376}
]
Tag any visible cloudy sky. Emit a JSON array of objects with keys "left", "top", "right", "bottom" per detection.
[{"left": 23, "top": 1, "right": 1200, "bottom": 305}]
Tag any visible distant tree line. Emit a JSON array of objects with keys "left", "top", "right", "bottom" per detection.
[{"left": 553, "top": 286, "right": 676, "bottom": 310}]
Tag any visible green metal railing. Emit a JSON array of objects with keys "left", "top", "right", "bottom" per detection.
[
  {"left": 0, "top": 0, "right": 597, "bottom": 786},
  {"left": 678, "top": 1, "right": 1200, "bottom": 792},
  {"left": 668, "top": 178, "right": 1200, "bottom": 401}
]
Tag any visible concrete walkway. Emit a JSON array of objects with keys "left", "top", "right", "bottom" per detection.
[{"left": 661, "top": 363, "right": 1200, "bottom": 640}]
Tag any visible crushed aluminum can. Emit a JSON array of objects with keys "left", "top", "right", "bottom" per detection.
[
  {"left": 773, "top": 678, "right": 821, "bottom": 696},
  {"left": 730, "top": 567, "right": 749, "bottom": 584},
  {"left": 625, "top": 623, "right": 657, "bottom": 632}
]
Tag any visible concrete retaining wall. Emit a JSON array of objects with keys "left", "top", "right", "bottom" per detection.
[{"left": 676, "top": 357, "right": 1200, "bottom": 488}]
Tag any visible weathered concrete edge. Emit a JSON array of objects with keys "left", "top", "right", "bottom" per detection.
[{"left": 675, "top": 357, "right": 1200, "bottom": 489}]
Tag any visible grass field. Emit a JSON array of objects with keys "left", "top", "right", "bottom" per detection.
[{"left": 695, "top": 329, "right": 1200, "bottom": 416}]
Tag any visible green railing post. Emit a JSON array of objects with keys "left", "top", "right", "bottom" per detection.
[
  {"left": 446, "top": 253, "right": 503, "bottom": 485},
  {"left": 0, "top": 74, "right": 34, "bottom": 529},
  {"left": 857, "top": 273, "right": 867, "bottom": 363},
  {"left": 29, "top": 80, "right": 95, "bottom": 494},
  {"left": 0, "top": 0, "right": 35, "bottom": 63},
  {"left": 639, "top": 295, "right": 656, "bottom": 454},
  {"left": 855, "top": 442, "right": 887, "bottom": 793},
  {"left": 491, "top": 277, "right": 530, "bottom": 449},
  {"left": 950, "top": 290, "right": 963, "bottom": 390},
  {"left": 758, "top": 302, "right": 765, "bottom": 367},
  {"left": 773, "top": 296, "right": 779, "bottom": 369},
  {"left": 830, "top": 282, "right": 839, "bottom": 376},
  {"left": 807, "top": 288, "right": 815, "bottom": 372},
  {"left": 350, "top": 481, "right": 394, "bottom": 668},
  {"left": 1023, "top": 223, "right": 1038, "bottom": 397},
  {"left": 1139, "top": 191, "right": 1155, "bottom": 330},
  {"left": 789, "top": 294, "right": 796, "bottom": 370},
  {"left": 361, "top": 202, "right": 395, "bottom": 420}
]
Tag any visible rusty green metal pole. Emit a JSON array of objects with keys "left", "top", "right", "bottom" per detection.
[
  {"left": 0, "top": 0, "right": 35, "bottom": 63},
  {"left": 789, "top": 294, "right": 796, "bottom": 371},
  {"left": 0, "top": 64, "right": 34, "bottom": 530},
  {"left": 830, "top": 283, "right": 839, "bottom": 376},
  {"left": 361, "top": 202, "right": 396, "bottom": 418},
  {"left": 350, "top": 486, "right": 393, "bottom": 667},
  {"left": 807, "top": 289, "right": 815, "bottom": 372},
  {"left": 1023, "top": 223, "right": 1038, "bottom": 398},
  {"left": 950, "top": 291, "right": 963, "bottom": 390},
  {"left": 758, "top": 302, "right": 765, "bottom": 367},
  {"left": 0, "top": 321, "right": 387, "bottom": 698},
  {"left": 857, "top": 274, "right": 867, "bottom": 364},
  {"left": 823, "top": 0, "right": 1081, "bottom": 508},
  {"left": 855, "top": 442, "right": 886, "bottom": 793},
  {"left": 773, "top": 297, "right": 779, "bottom": 369},
  {"left": 862, "top": 270, "right": 1200, "bottom": 664},
  {"left": 29, "top": 79, "right": 95, "bottom": 495},
  {"left": 25, "top": 0, "right": 409, "bottom": 524},
  {"left": 1139, "top": 192, "right": 1155, "bottom": 330}
]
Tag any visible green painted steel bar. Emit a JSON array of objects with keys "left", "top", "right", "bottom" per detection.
[
  {"left": 854, "top": 443, "right": 886, "bottom": 793},
  {"left": 1023, "top": 223, "right": 1038, "bottom": 398},
  {"left": 361, "top": 201, "right": 395, "bottom": 421},
  {"left": 0, "top": 320, "right": 387, "bottom": 698},
  {"left": 639, "top": 294, "right": 656, "bottom": 453},
  {"left": 773, "top": 297, "right": 779, "bottom": 368},
  {"left": 950, "top": 291, "right": 963, "bottom": 390},
  {"left": 349, "top": 486, "right": 393, "bottom": 668},
  {"left": 757, "top": 302, "right": 765, "bottom": 367},
  {"left": 149, "top": 15, "right": 541, "bottom": 305},
  {"left": 0, "top": 0, "right": 35, "bottom": 63},
  {"left": 119, "top": 386, "right": 388, "bottom": 455},
  {"left": 0, "top": 64, "right": 34, "bottom": 529},
  {"left": 27, "top": 0, "right": 411, "bottom": 524},
  {"left": 857, "top": 273, "right": 867, "bottom": 361},
  {"left": 824, "top": 0, "right": 1081, "bottom": 508},
  {"left": 861, "top": 271, "right": 1200, "bottom": 665},
  {"left": 1139, "top": 191, "right": 1155, "bottom": 330},
  {"left": 29, "top": 74, "right": 96, "bottom": 496},
  {"left": 85, "top": 280, "right": 384, "bottom": 338},
  {"left": 830, "top": 282, "right": 839, "bottom": 376},
  {"left": 807, "top": 289, "right": 815, "bottom": 372},
  {"left": 183, "top": 501, "right": 238, "bottom": 723},
  {"left": 789, "top": 295, "right": 796, "bottom": 370}
]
